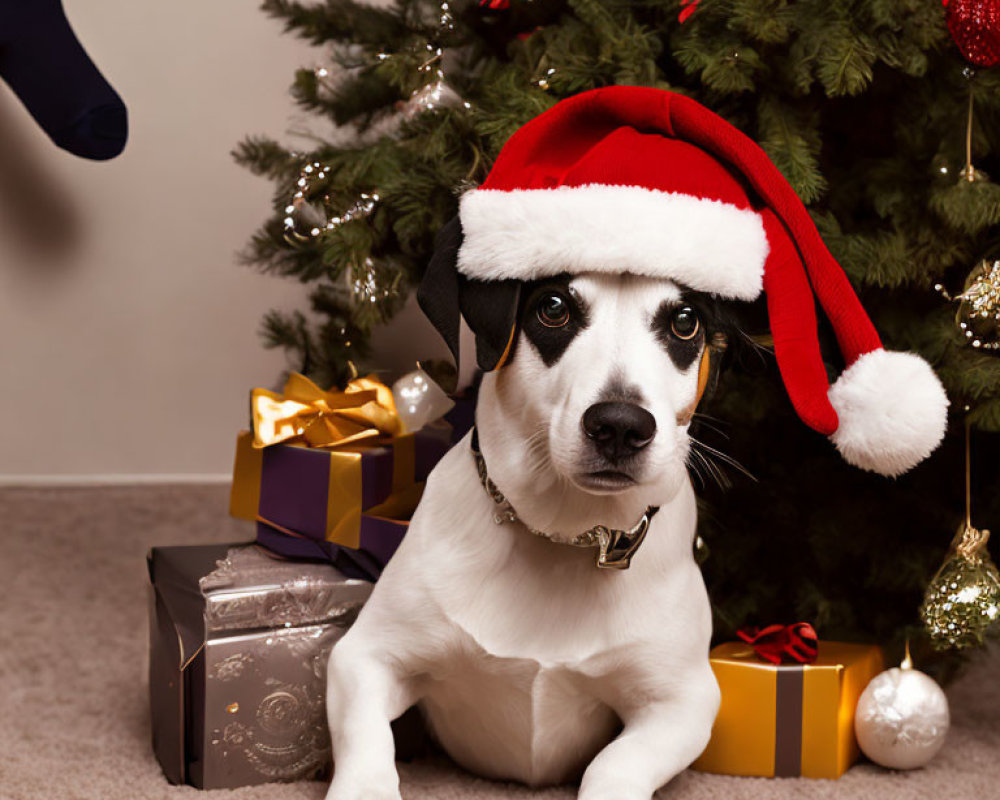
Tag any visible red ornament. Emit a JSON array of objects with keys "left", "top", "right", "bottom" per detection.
[
  {"left": 943, "top": 0, "right": 1000, "bottom": 67},
  {"left": 479, "top": 0, "right": 510, "bottom": 10},
  {"left": 678, "top": 0, "right": 699, "bottom": 23},
  {"left": 736, "top": 622, "right": 819, "bottom": 665}
]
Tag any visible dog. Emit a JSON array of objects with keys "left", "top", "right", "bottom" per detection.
[{"left": 323, "top": 216, "right": 738, "bottom": 800}]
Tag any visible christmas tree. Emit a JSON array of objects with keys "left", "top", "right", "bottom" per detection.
[{"left": 234, "top": 0, "right": 1000, "bottom": 667}]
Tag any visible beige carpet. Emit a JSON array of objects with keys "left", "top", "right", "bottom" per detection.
[{"left": 1, "top": 485, "right": 998, "bottom": 800}]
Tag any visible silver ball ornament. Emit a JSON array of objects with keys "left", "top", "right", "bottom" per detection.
[
  {"left": 854, "top": 659, "right": 950, "bottom": 770},
  {"left": 392, "top": 369, "right": 453, "bottom": 433}
]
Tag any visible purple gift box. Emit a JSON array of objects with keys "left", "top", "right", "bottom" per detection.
[
  {"left": 230, "top": 425, "right": 451, "bottom": 553},
  {"left": 254, "top": 515, "right": 408, "bottom": 582}
]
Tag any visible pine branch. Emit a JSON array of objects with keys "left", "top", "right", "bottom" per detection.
[{"left": 261, "top": 0, "right": 411, "bottom": 46}]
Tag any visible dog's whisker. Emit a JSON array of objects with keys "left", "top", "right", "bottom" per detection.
[
  {"left": 524, "top": 431, "right": 553, "bottom": 478},
  {"left": 689, "top": 414, "right": 730, "bottom": 440},
  {"left": 690, "top": 437, "right": 756, "bottom": 483},
  {"left": 691, "top": 411, "right": 727, "bottom": 426},
  {"left": 525, "top": 427, "right": 549, "bottom": 449},
  {"left": 690, "top": 441, "right": 738, "bottom": 487},
  {"left": 737, "top": 325, "right": 772, "bottom": 366},
  {"left": 685, "top": 449, "right": 708, "bottom": 489},
  {"left": 686, "top": 446, "right": 711, "bottom": 487},
  {"left": 693, "top": 448, "right": 727, "bottom": 491},
  {"left": 693, "top": 440, "right": 753, "bottom": 479},
  {"left": 690, "top": 445, "right": 730, "bottom": 490},
  {"left": 688, "top": 441, "right": 728, "bottom": 490}
]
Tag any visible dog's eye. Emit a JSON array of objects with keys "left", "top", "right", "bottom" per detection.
[
  {"left": 536, "top": 293, "right": 571, "bottom": 328},
  {"left": 670, "top": 306, "right": 700, "bottom": 340}
]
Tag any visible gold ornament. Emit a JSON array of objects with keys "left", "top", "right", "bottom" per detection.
[
  {"left": 934, "top": 259, "right": 1000, "bottom": 351},
  {"left": 920, "top": 420, "right": 1000, "bottom": 649},
  {"left": 957, "top": 259, "right": 1000, "bottom": 349},
  {"left": 920, "top": 524, "right": 1000, "bottom": 648}
]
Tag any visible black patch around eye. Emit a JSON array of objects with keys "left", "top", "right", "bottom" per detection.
[
  {"left": 652, "top": 297, "right": 706, "bottom": 372},
  {"left": 519, "top": 275, "right": 590, "bottom": 367}
]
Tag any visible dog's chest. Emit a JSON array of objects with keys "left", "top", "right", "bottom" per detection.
[
  {"left": 414, "top": 540, "right": 655, "bottom": 785},
  {"left": 419, "top": 646, "right": 620, "bottom": 786}
]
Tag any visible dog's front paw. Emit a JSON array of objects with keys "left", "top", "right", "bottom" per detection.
[
  {"left": 326, "top": 789, "right": 400, "bottom": 800},
  {"left": 325, "top": 770, "right": 401, "bottom": 800},
  {"left": 577, "top": 774, "right": 652, "bottom": 800}
]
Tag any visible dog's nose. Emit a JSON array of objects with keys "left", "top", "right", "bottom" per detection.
[{"left": 582, "top": 402, "right": 657, "bottom": 461}]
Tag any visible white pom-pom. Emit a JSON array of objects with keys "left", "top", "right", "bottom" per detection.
[{"left": 828, "top": 349, "right": 948, "bottom": 478}]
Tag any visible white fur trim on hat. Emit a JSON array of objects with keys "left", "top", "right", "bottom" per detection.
[
  {"left": 828, "top": 349, "right": 949, "bottom": 478},
  {"left": 457, "top": 185, "right": 768, "bottom": 300}
]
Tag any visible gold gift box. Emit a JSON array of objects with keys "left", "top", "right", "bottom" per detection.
[{"left": 692, "top": 641, "right": 884, "bottom": 779}]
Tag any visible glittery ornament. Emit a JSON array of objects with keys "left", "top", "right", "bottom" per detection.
[
  {"left": 943, "top": 0, "right": 1000, "bottom": 67},
  {"left": 956, "top": 259, "right": 1000, "bottom": 349},
  {"left": 920, "top": 419, "right": 1000, "bottom": 649},
  {"left": 920, "top": 523, "right": 1000, "bottom": 648},
  {"left": 854, "top": 644, "right": 950, "bottom": 769},
  {"left": 398, "top": 79, "right": 466, "bottom": 119}
]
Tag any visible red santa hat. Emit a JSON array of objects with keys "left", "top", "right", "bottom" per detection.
[{"left": 457, "top": 86, "right": 948, "bottom": 477}]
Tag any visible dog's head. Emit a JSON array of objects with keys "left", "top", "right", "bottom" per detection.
[{"left": 419, "top": 218, "right": 738, "bottom": 528}]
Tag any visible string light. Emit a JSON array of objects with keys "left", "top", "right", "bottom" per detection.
[
  {"left": 535, "top": 67, "right": 556, "bottom": 90},
  {"left": 352, "top": 259, "right": 379, "bottom": 302},
  {"left": 285, "top": 0, "right": 466, "bottom": 305},
  {"left": 438, "top": 1, "right": 455, "bottom": 32},
  {"left": 309, "top": 0, "right": 468, "bottom": 123},
  {"left": 283, "top": 159, "right": 379, "bottom": 243}
]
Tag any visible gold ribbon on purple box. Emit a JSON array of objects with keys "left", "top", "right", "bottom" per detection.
[
  {"left": 230, "top": 373, "right": 451, "bottom": 554},
  {"left": 251, "top": 373, "right": 404, "bottom": 450}
]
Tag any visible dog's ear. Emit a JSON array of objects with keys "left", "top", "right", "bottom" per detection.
[
  {"left": 459, "top": 274, "right": 520, "bottom": 371},
  {"left": 418, "top": 217, "right": 464, "bottom": 365},
  {"left": 417, "top": 216, "right": 521, "bottom": 372}
]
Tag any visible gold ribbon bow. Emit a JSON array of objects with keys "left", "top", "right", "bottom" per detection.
[{"left": 251, "top": 373, "right": 403, "bottom": 449}]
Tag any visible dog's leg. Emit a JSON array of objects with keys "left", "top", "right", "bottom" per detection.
[
  {"left": 324, "top": 638, "right": 416, "bottom": 800},
  {"left": 577, "top": 670, "right": 719, "bottom": 800}
]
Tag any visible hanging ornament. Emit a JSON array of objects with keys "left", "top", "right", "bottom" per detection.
[
  {"left": 399, "top": 77, "right": 467, "bottom": 119},
  {"left": 940, "top": 259, "right": 1000, "bottom": 350},
  {"left": 678, "top": 0, "right": 699, "bottom": 23},
  {"left": 921, "top": 524, "right": 1000, "bottom": 647},
  {"left": 920, "top": 418, "right": 1000, "bottom": 648},
  {"left": 479, "top": 0, "right": 511, "bottom": 10},
  {"left": 854, "top": 642, "right": 951, "bottom": 770},
  {"left": 391, "top": 368, "right": 454, "bottom": 433},
  {"left": 943, "top": 0, "right": 1000, "bottom": 67}
]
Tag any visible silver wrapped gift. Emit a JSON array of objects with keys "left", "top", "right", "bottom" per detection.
[{"left": 148, "top": 543, "right": 372, "bottom": 789}]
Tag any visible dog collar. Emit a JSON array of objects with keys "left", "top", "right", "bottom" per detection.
[{"left": 470, "top": 428, "right": 659, "bottom": 570}]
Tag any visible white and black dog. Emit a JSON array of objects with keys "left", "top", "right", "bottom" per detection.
[{"left": 323, "top": 217, "right": 738, "bottom": 800}]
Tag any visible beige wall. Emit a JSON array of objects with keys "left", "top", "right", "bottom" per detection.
[{"left": 0, "top": 0, "right": 447, "bottom": 479}]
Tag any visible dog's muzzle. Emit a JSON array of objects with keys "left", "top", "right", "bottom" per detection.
[{"left": 471, "top": 428, "right": 659, "bottom": 569}]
